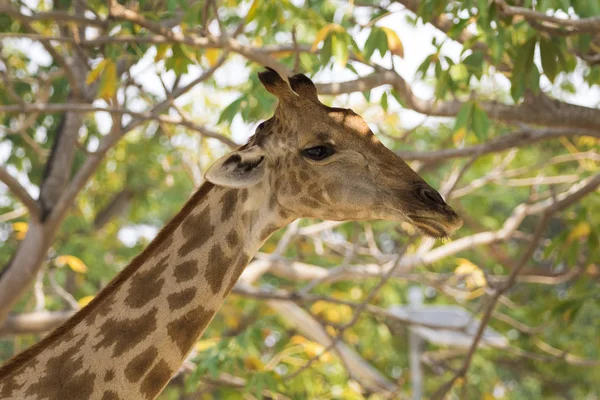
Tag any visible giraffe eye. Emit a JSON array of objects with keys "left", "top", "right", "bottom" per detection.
[{"left": 302, "top": 145, "right": 334, "bottom": 161}]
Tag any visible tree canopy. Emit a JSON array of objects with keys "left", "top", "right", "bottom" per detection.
[{"left": 0, "top": 0, "right": 599, "bottom": 399}]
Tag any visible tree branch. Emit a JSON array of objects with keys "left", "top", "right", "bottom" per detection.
[
  {"left": 495, "top": 0, "right": 600, "bottom": 35},
  {"left": 0, "top": 6, "right": 107, "bottom": 28},
  {"left": 431, "top": 210, "right": 551, "bottom": 400},
  {"left": 315, "top": 71, "right": 600, "bottom": 130},
  {"left": 0, "top": 166, "right": 41, "bottom": 220}
]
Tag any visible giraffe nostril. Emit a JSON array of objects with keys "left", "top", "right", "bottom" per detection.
[{"left": 420, "top": 187, "right": 445, "bottom": 206}]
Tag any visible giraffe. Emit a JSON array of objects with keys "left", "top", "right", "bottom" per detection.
[{"left": 0, "top": 68, "right": 462, "bottom": 400}]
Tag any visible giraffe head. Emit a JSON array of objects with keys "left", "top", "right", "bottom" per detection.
[{"left": 206, "top": 69, "right": 462, "bottom": 238}]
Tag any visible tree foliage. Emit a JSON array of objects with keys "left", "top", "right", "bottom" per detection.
[{"left": 0, "top": 0, "right": 599, "bottom": 399}]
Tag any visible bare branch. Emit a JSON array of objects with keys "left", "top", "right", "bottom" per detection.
[
  {"left": 0, "top": 6, "right": 107, "bottom": 28},
  {"left": 315, "top": 71, "right": 600, "bottom": 131},
  {"left": 495, "top": 0, "right": 600, "bottom": 35},
  {"left": 0, "top": 103, "right": 237, "bottom": 148},
  {"left": 0, "top": 165, "right": 41, "bottom": 219},
  {"left": 431, "top": 211, "right": 551, "bottom": 399},
  {"left": 0, "top": 311, "right": 75, "bottom": 336}
]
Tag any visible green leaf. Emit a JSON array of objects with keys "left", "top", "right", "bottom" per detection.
[
  {"left": 448, "top": 18, "right": 469, "bottom": 40},
  {"left": 218, "top": 97, "right": 244, "bottom": 124},
  {"left": 320, "top": 34, "right": 333, "bottom": 64},
  {"left": 454, "top": 101, "right": 473, "bottom": 134},
  {"left": 463, "top": 50, "right": 485, "bottom": 80},
  {"left": 416, "top": 54, "right": 433, "bottom": 78},
  {"left": 375, "top": 28, "right": 388, "bottom": 57},
  {"left": 362, "top": 90, "right": 371, "bottom": 102},
  {"left": 513, "top": 37, "right": 537, "bottom": 76},
  {"left": 364, "top": 29, "right": 377, "bottom": 60},
  {"left": 528, "top": 63, "right": 541, "bottom": 94},
  {"left": 510, "top": 75, "right": 525, "bottom": 103},
  {"left": 165, "top": 45, "right": 193, "bottom": 75},
  {"left": 435, "top": 70, "right": 450, "bottom": 99},
  {"left": 540, "top": 37, "right": 559, "bottom": 82},
  {"left": 331, "top": 33, "right": 348, "bottom": 66},
  {"left": 477, "top": 0, "right": 489, "bottom": 24},
  {"left": 391, "top": 89, "right": 406, "bottom": 107},
  {"left": 381, "top": 91, "right": 388, "bottom": 112},
  {"left": 489, "top": 31, "right": 505, "bottom": 64},
  {"left": 472, "top": 105, "right": 490, "bottom": 142},
  {"left": 510, "top": 37, "right": 537, "bottom": 101}
]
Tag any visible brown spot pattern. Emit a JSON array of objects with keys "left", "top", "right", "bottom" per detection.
[
  {"left": 124, "top": 256, "right": 167, "bottom": 309},
  {"left": 298, "top": 170, "right": 310, "bottom": 181},
  {"left": 259, "top": 224, "right": 279, "bottom": 241},
  {"left": 84, "top": 296, "right": 115, "bottom": 325},
  {"left": 204, "top": 245, "right": 229, "bottom": 294},
  {"left": 288, "top": 174, "right": 300, "bottom": 192},
  {"left": 220, "top": 190, "right": 238, "bottom": 222},
  {"left": 167, "top": 287, "right": 197, "bottom": 311},
  {"left": 125, "top": 346, "right": 158, "bottom": 383},
  {"left": 102, "top": 390, "right": 122, "bottom": 400},
  {"left": 104, "top": 369, "right": 115, "bottom": 382},
  {"left": 178, "top": 208, "right": 213, "bottom": 257},
  {"left": 167, "top": 305, "right": 213, "bottom": 355},
  {"left": 240, "top": 189, "right": 248, "bottom": 203},
  {"left": 140, "top": 359, "right": 173, "bottom": 400},
  {"left": 269, "top": 195, "right": 278, "bottom": 210},
  {"left": 226, "top": 230, "right": 239, "bottom": 247},
  {"left": 224, "top": 254, "right": 251, "bottom": 295},
  {"left": 25, "top": 336, "right": 95, "bottom": 400},
  {"left": 173, "top": 260, "right": 198, "bottom": 282},
  {"left": 0, "top": 373, "right": 22, "bottom": 398},
  {"left": 308, "top": 182, "right": 325, "bottom": 202},
  {"left": 94, "top": 307, "right": 158, "bottom": 357}
]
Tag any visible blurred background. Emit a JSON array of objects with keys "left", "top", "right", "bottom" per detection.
[{"left": 0, "top": 0, "right": 599, "bottom": 398}]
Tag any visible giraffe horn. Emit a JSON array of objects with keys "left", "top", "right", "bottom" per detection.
[{"left": 258, "top": 67, "right": 299, "bottom": 99}]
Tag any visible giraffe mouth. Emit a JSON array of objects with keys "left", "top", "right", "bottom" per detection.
[{"left": 406, "top": 215, "right": 454, "bottom": 239}]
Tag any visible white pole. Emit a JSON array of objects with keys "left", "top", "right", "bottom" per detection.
[{"left": 408, "top": 286, "right": 424, "bottom": 400}]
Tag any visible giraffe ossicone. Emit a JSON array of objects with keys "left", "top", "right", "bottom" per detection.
[{"left": 0, "top": 68, "right": 462, "bottom": 400}]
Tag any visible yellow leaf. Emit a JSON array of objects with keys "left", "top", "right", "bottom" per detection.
[
  {"left": 246, "top": 0, "right": 260, "bottom": 21},
  {"left": 567, "top": 221, "right": 591, "bottom": 243},
  {"left": 98, "top": 59, "right": 117, "bottom": 101},
  {"left": 12, "top": 221, "right": 28, "bottom": 240},
  {"left": 271, "top": 50, "right": 294, "bottom": 59},
  {"left": 195, "top": 338, "right": 219, "bottom": 351},
  {"left": 244, "top": 355, "right": 265, "bottom": 371},
  {"left": 381, "top": 27, "right": 404, "bottom": 58},
  {"left": 325, "top": 325, "right": 337, "bottom": 337},
  {"left": 290, "top": 335, "right": 307, "bottom": 345},
  {"left": 455, "top": 258, "right": 486, "bottom": 289},
  {"left": 78, "top": 295, "right": 95, "bottom": 307},
  {"left": 311, "top": 24, "right": 343, "bottom": 52},
  {"left": 86, "top": 59, "right": 109, "bottom": 85},
  {"left": 453, "top": 126, "right": 466, "bottom": 145},
  {"left": 304, "top": 341, "right": 325, "bottom": 358},
  {"left": 56, "top": 255, "right": 88, "bottom": 274},
  {"left": 204, "top": 49, "right": 220, "bottom": 66}
]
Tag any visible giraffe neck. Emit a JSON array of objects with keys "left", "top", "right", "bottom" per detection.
[{"left": 0, "top": 181, "right": 292, "bottom": 400}]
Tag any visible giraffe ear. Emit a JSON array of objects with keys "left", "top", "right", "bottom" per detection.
[{"left": 205, "top": 146, "right": 266, "bottom": 188}]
